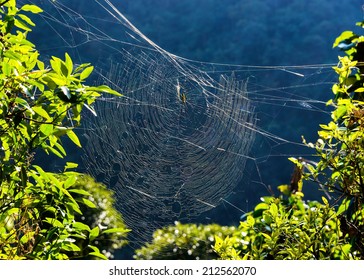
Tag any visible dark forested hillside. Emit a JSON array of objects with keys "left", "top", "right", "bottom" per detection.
[{"left": 118, "top": 0, "right": 363, "bottom": 65}]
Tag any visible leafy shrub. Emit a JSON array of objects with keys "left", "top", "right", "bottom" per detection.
[
  {"left": 0, "top": 0, "right": 125, "bottom": 259},
  {"left": 215, "top": 19, "right": 364, "bottom": 260},
  {"left": 215, "top": 192, "right": 355, "bottom": 259},
  {"left": 134, "top": 222, "right": 236, "bottom": 260},
  {"left": 71, "top": 175, "right": 129, "bottom": 259}
]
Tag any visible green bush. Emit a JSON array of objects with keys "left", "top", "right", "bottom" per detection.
[
  {"left": 215, "top": 19, "right": 364, "bottom": 260},
  {"left": 215, "top": 192, "right": 355, "bottom": 259},
  {"left": 0, "top": 0, "right": 126, "bottom": 259},
  {"left": 134, "top": 222, "right": 236, "bottom": 260},
  {"left": 71, "top": 175, "right": 128, "bottom": 259}
]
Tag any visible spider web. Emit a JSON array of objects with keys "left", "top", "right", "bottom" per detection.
[{"left": 24, "top": 0, "right": 337, "bottom": 248}]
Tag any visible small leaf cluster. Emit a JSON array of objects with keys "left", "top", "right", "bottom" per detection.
[
  {"left": 0, "top": 0, "right": 124, "bottom": 259},
  {"left": 134, "top": 221, "right": 236, "bottom": 260}
]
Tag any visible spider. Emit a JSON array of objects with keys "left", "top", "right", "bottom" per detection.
[{"left": 176, "top": 79, "right": 187, "bottom": 104}]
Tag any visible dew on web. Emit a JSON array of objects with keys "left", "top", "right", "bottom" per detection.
[{"left": 24, "top": 0, "right": 337, "bottom": 247}]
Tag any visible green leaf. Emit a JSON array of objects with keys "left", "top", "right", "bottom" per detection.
[
  {"left": 73, "top": 222, "right": 91, "bottom": 232},
  {"left": 333, "top": 31, "right": 356, "bottom": 48},
  {"left": 66, "top": 130, "right": 81, "bottom": 147},
  {"left": 80, "top": 66, "right": 94, "bottom": 81},
  {"left": 50, "top": 57, "right": 62, "bottom": 75},
  {"left": 214, "top": 235, "right": 223, "bottom": 250},
  {"left": 43, "top": 144, "right": 64, "bottom": 158},
  {"left": 90, "top": 226, "right": 100, "bottom": 242},
  {"left": 44, "top": 218, "right": 64, "bottom": 228},
  {"left": 269, "top": 203, "right": 278, "bottom": 217},
  {"left": 21, "top": 4, "right": 43, "bottom": 14},
  {"left": 88, "top": 252, "right": 108, "bottom": 260},
  {"left": 37, "top": 60, "right": 45, "bottom": 70},
  {"left": 45, "top": 73, "right": 67, "bottom": 86},
  {"left": 87, "top": 85, "right": 122, "bottom": 96},
  {"left": 20, "top": 231, "right": 35, "bottom": 244},
  {"left": 68, "top": 188, "right": 92, "bottom": 196},
  {"left": 53, "top": 141, "right": 67, "bottom": 157},
  {"left": 337, "top": 198, "right": 351, "bottom": 216},
  {"left": 87, "top": 245, "right": 107, "bottom": 260},
  {"left": 58, "top": 185, "right": 76, "bottom": 200},
  {"left": 40, "top": 124, "right": 54, "bottom": 136},
  {"left": 61, "top": 243, "right": 81, "bottom": 252},
  {"left": 63, "top": 174, "right": 76, "bottom": 188},
  {"left": 33, "top": 165, "right": 48, "bottom": 179},
  {"left": 6, "top": 208, "right": 20, "bottom": 216},
  {"left": 33, "top": 106, "right": 51, "bottom": 121},
  {"left": 4, "top": 50, "right": 21, "bottom": 60},
  {"left": 64, "top": 162, "right": 78, "bottom": 171},
  {"left": 333, "top": 105, "right": 347, "bottom": 121},
  {"left": 2, "top": 62, "right": 12, "bottom": 75},
  {"left": 64, "top": 53, "right": 73, "bottom": 77},
  {"left": 14, "top": 18, "right": 32, "bottom": 31},
  {"left": 247, "top": 215, "right": 255, "bottom": 227},
  {"left": 78, "top": 197, "right": 96, "bottom": 209},
  {"left": 102, "top": 228, "right": 130, "bottom": 234},
  {"left": 354, "top": 87, "right": 364, "bottom": 93},
  {"left": 15, "top": 97, "right": 34, "bottom": 114},
  {"left": 66, "top": 201, "right": 82, "bottom": 215},
  {"left": 341, "top": 244, "right": 352, "bottom": 255},
  {"left": 322, "top": 196, "right": 329, "bottom": 206},
  {"left": 17, "top": 14, "right": 35, "bottom": 27},
  {"left": 261, "top": 232, "right": 271, "bottom": 240}
]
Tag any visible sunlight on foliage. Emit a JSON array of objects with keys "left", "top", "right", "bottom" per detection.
[
  {"left": 300, "top": 20, "right": 364, "bottom": 258},
  {"left": 214, "top": 19, "right": 364, "bottom": 261},
  {"left": 70, "top": 175, "right": 129, "bottom": 259},
  {"left": 134, "top": 222, "right": 236, "bottom": 260},
  {"left": 214, "top": 192, "right": 355, "bottom": 260},
  {"left": 0, "top": 0, "right": 124, "bottom": 259}
]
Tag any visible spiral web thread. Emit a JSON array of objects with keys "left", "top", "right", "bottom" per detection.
[{"left": 83, "top": 49, "right": 256, "bottom": 240}]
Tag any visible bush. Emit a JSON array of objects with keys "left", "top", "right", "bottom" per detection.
[
  {"left": 71, "top": 175, "right": 128, "bottom": 259},
  {"left": 215, "top": 19, "right": 364, "bottom": 260},
  {"left": 215, "top": 192, "right": 355, "bottom": 259},
  {"left": 134, "top": 222, "right": 236, "bottom": 260},
  {"left": 0, "top": 0, "right": 126, "bottom": 259}
]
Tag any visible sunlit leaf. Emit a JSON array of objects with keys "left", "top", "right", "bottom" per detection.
[
  {"left": 44, "top": 218, "right": 64, "bottom": 228},
  {"left": 89, "top": 226, "right": 100, "bottom": 242},
  {"left": 64, "top": 162, "right": 78, "bottom": 171},
  {"left": 14, "top": 18, "right": 32, "bottom": 31},
  {"left": 21, "top": 4, "right": 43, "bottom": 14},
  {"left": 66, "top": 130, "right": 81, "bottom": 147},
  {"left": 80, "top": 66, "right": 94, "bottom": 81},
  {"left": 73, "top": 222, "right": 91, "bottom": 232},
  {"left": 33, "top": 106, "right": 51, "bottom": 120},
  {"left": 64, "top": 53, "right": 73, "bottom": 77},
  {"left": 102, "top": 228, "right": 130, "bottom": 234},
  {"left": 61, "top": 243, "right": 81, "bottom": 252}
]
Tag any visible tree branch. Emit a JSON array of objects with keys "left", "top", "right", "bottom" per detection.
[{"left": 0, "top": 0, "right": 10, "bottom": 7}]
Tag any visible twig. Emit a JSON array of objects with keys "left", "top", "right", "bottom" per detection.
[{"left": 0, "top": 0, "right": 10, "bottom": 7}]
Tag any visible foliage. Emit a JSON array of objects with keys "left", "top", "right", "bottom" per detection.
[
  {"left": 0, "top": 0, "right": 124, "bottom": 259},
  {"left": 215, "top": 19, "right": 364, "bottom": 260},
  {"left": 298, "top": 20, "right": 364, "bottom": 258},
  {"left": 134, "top": 222, "right": 236, "bottom": 260},
  {"left": 70, "top": 175, "right": 129, "bottom": 259},
  {"left": 215, "top": 192, "right": 356, "bottom": 260}
]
